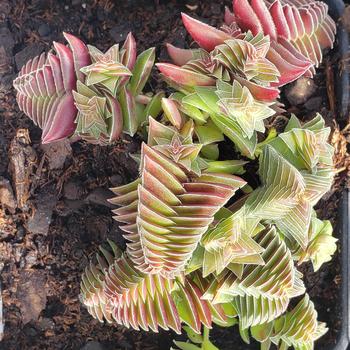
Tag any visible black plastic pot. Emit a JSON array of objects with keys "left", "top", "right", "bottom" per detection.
[
  {"left": 326, "top": 0, "right": 350, "bottom": 119},
  {"left": 329, "top": 189, "right": 350, "bottom": 350},
  {"left": 323, "top": 3, "right": 350, "bottom": 350}
]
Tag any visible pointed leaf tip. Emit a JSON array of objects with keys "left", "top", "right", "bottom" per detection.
[{"left": 181, "top": 13, "right": 231, "bottom": 51}]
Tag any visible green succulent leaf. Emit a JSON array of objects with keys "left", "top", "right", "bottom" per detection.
[
  {"left": 143, "top": 91, "right": 165, "bottom": 120},
  {"left": 129, "top": 47, "right": 155, "bottom": 96},
  {"left": 119, "top": 85, "right": 138, "bottom": 136},
  {"left": 295, "top": 214, "right": 337, "bottom": 272},
  {"left": 200, "top": 144, "right": 219, "bottom": 161}
]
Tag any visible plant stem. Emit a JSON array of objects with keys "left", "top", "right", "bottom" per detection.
[{"left": 203, "top": 326, "right": 210, "bottom": 342}]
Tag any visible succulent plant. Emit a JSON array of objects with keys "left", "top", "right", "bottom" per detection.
[
  {"left": 13, "top": 32, "right": 88, "bottom": 144},
  {"left": 157, "top": 32, "right": 282, "bottom": 102},
  {"left": 80, "top": 240, "right": 228, "bottom": 334},
  {"left": 247, "top": 294, "right": 327, "bottom": 349},
  {"left": 109, "top": 122, "right": 247, "bottom": 278},
  {"left": 22, "top": 2, "right": 331, "bottom": 349},
  {"left": 295, "top": 213, "right": 337, "bottom": 272},
  {"left": 156, "top": 2, "right": 334, "bottom": 159},
  {"left": 14, "top": 32, "right": 156, "bottom": 144},
  {"left": 226, "top": 0, "right": 336, "bottom": 76},
  {"left": 80, "top": 107, "right": 335, "bottom": 350}
]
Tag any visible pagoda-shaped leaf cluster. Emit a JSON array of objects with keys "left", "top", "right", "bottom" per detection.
[{"left": 14, "top": 33, "right": 156, "bottom": 145}]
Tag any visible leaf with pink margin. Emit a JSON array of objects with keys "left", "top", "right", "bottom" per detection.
[
  {"left": 53, "top": 42, "right": 76, "bottom": 91},
  {"left": 161, "top": 98, "right": 184, "bottom": 130},
  {"left": 63, "top": 32, "right": 91, "bottom": 82},
  {"left": 283, "top": 4, "right": 298, "bottom": 40},
  {"left": 267, "top": 45, "right": 312, "bottom": 87},
  {"left": 42, "top": 93, "right": 77, "bottom": 143},
  {"left": 251, "top": 0, "right": 277, "bottom": 40},
  {"left": 119, "top": 86, "right": 138, "bottom": 136},
  {"left": 47, "top": 53, "right": 64, "bottom": 92},
  {"left": 166, "top": 44, "right": 204, "bottom": 66},
  {"left": 232, "top": 0, "right": 263, "bottom": 35},
  {"left": 270, "top": 0, "right": 291, "bottom": 39},
  {"left": 121, "top": 32, "right": 137, "bottom": 71},
  {"left": 106, "top": 95, "right": 123, "bottom": 142},
  {"left": 181, "top": 13, "right": 231, "bottom": 52},
  {"left": 156, "top": 63, "right": 215, "bottom": 87},
  {"left": 129, "top": 47, "right": 155, "bottom": 96},
  {"left": 235, "top": 76, "right": 279, "bottom": 102}
]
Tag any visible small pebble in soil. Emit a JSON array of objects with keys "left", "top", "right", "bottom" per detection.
[
  {"left": 16, "top": 270, "right": 47, "bottom": 325},
  {"left": 26, "top": 187, "right": 57, "bottom": 236},
  {"left": 81, "top": 341, "right": 105, "bottom": 350},
  {"left": 38, "top": 23, "right": 51, "bottom": 37},
  {"left": 24, "top": 250, "right": 39, "bottom": 268},
  {"left": 109, "top": 24, "right": 132, "bottom": 44},
  {"left": 285, "top": 77, "right": 317, "bottom": 105},
  {"left": 305, "top": 96, "right": 323, "bottom": 111},
  {"left": 109, "top": 174, "right": 123, "bottom": 186},
  {"left": 63, "top": 180, "right": 85, "bottom": 200}
]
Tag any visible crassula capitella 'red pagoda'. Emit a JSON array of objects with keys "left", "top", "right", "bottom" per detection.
[{"left": 13, "top": 1, "right": 338, "bottom": 349}]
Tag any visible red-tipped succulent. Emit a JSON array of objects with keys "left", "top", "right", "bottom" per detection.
[
  {"left": 161, "top": 0, "right": 335, "bottom": 95},
  {"left": 226, "top": 0, "right": 336, "bottom": 76},
  {"left": 158, "top": 32, "right": 282, "bottom": 102},
  {"left": 13, "top": 32, "right": 89, "bottom": 144},
  {"left": 14, "top": 32, "right": 155, "bottom": 145}
]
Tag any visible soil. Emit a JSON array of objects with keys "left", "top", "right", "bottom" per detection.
[{"left": 0, "top": 1, "right": 350, "bottom": 350}]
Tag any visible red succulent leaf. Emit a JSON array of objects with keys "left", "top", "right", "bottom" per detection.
[
  {"left": 270, "top": 0, "right": 291, "bottom": 39},
  {"left": 156, "top": 63, "right": 216, "bottom": 87},
  {"left": 63, "top": 32, "right": 91, "bottom": 82},
  {"left": 232, "top": 0, "right": 263, "bottom": 35},
  {"left": 230, "top": 0, "right": 336, "bottom": 76},
  {"left": 181, "top": 13, "right": 231, "bottom": 52},
  {"left": 166, "top": 43, "right": 200, "bottom": 66},
  {"left": 121, "top": 32, "right": 137, "bottom": 71},
  {"left": 107, "top": 95, "right": 124, "bottom": 143},
  {"left": 235, "top": 75, "right": 280, "bottom": 101},
  {"left": 251, "top": 0, "right": 277, "bottom": 40},
  {"left": 267, "top": 43, "right": 312, "bottom": 86},
  {"left": 53, "top": 41, "right": 76, "bottom": 91},
  {"left": 42, "top": 92, "right": 77, "bottom": 144}
]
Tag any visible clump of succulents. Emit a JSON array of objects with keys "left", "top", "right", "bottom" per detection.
[
  {"left": 14, "top": 0, "right": 338, "bottom": 349},
  {"left": 13, "top": 32, "right": 156, "bottom": 145}
]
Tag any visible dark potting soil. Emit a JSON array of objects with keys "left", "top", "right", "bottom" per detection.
[{"left": 0, "top": 1, "right": 349, "bottom": 350}]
